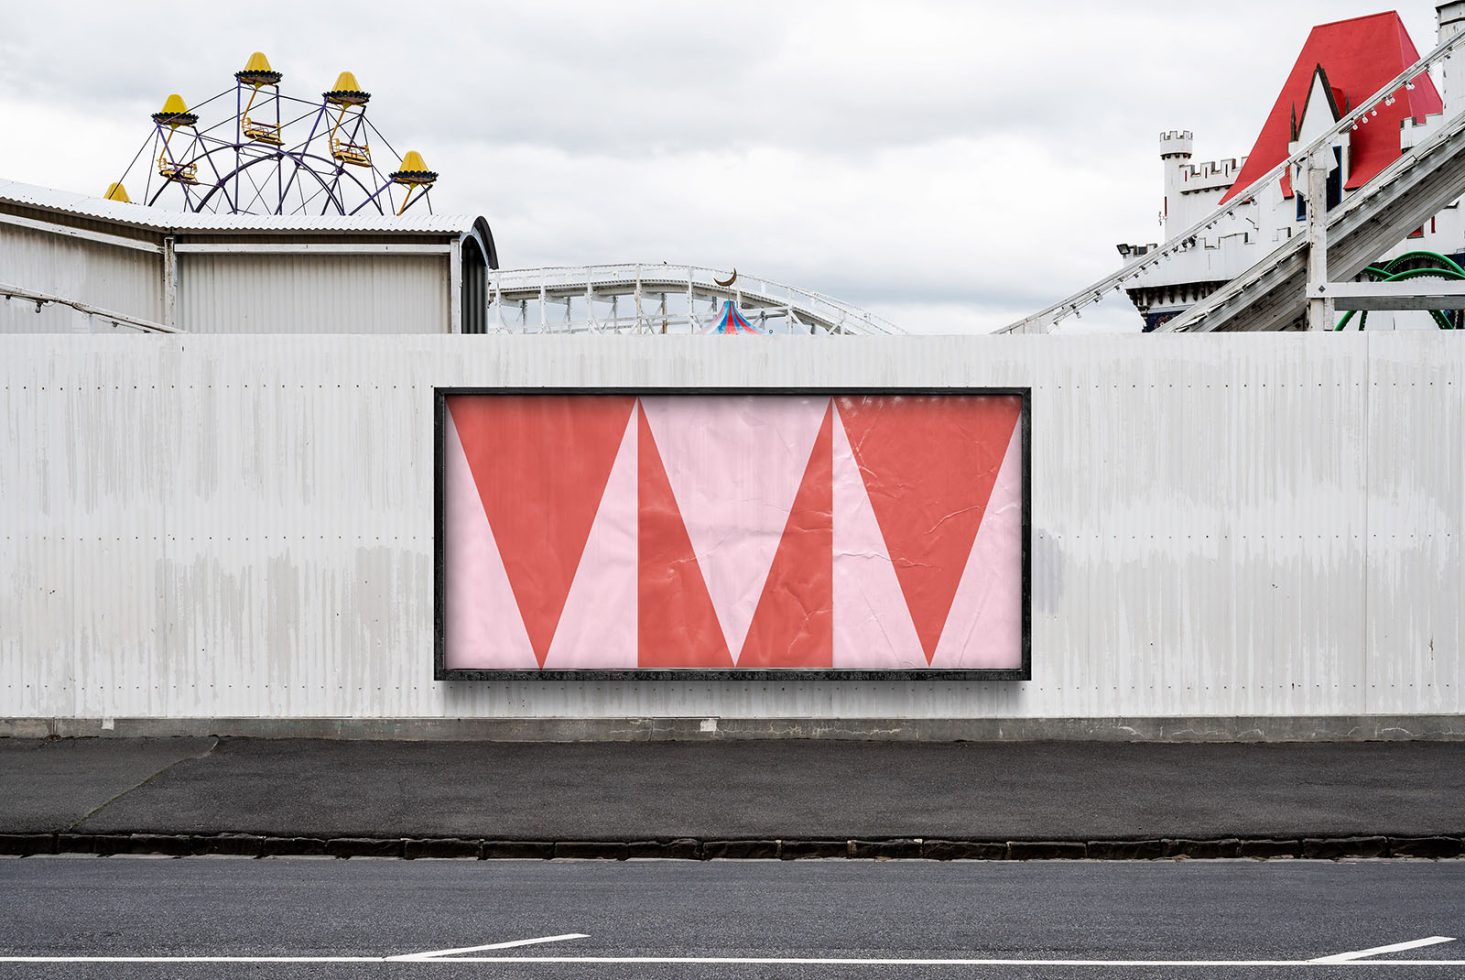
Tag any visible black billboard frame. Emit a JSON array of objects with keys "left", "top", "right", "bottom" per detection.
[{"left": 434, "top": 386, "right": 1031, "bottom": 682}]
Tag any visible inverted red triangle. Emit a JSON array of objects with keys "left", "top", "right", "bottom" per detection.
[
  {"left": 638, "top": 406, "right": 734, "bottom": 669},
  {"left": 447, "top": 394, "right": 635, "bottom": 666},
  {"left": 835, "top": 395, "right": 1022, "bottom": 663}
]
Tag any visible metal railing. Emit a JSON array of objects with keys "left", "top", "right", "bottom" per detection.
[{"left": 0, "top": 282, "right": 177, "bottom": 333}]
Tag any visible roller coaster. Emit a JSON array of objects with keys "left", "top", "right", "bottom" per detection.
[
  {"left": 483, "top": 264, "right": 901, "bottom": 336},
  {"left": 1334, "top": 251, "right": 1465, "bottom": 330}
]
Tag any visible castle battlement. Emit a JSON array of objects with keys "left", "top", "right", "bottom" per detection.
[
  {"left": 1160, "top": 130, "right": 1194, "bottom": 158},
  {"left": 1186, "top": 158, "right": 1242, "bottom": 178},
  {"left": 1177, "top": 156, "right": 1245, "bottom": 193}
]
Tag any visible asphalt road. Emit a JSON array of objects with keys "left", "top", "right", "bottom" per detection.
[{"left": 1, "top": 857, "right": 1462, "bottom": 979}]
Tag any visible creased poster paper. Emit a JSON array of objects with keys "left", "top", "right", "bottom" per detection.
[{"left": 441, "top": 393, "right": 1024, "bottom": 673}]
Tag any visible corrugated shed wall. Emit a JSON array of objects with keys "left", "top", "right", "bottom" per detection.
[
  {"left": 1, "top": 333, "right": 1460, "bottom": 720},
  {"left": 177, "top": 254, "right": 449, "bottom": 334},
  {"left": 0, "top": 225, "right": 162, "bottom": 330}
]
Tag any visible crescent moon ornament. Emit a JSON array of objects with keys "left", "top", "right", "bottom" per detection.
[{"left": 714, "top": 268, "right": 738, "bottom": 288}]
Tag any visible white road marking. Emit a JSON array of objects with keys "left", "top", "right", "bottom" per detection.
[
  {"left": 420, "top": 956, "right": 1465, "bottom": 967},
  {"left": 0, "top": 957, "right": 386, "bottom": 963},
  {"left": 3, "top": 954, "right": 1465, "bottom": 966},
  {"left": 388, "top": 933, "right": 590, "bottom": 961},
  {"left": 1312, "top": 937, "right": 1457, "bottom": 964}
]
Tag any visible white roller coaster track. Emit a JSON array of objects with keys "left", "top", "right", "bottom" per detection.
[
  {"left": 485, "top": 263, "right": 902, "bottom": 336},
  {"left": 1000, "top": 25, "right": 1465, "bottom": 335}
]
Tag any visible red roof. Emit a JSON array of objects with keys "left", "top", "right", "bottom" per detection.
[{"left": 1219, "top": 12, "right": 1442, "bottom": 204}]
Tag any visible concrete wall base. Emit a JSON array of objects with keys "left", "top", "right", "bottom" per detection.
[{"left": 3, "top": 715, "right": 1465, "bottom": 742}]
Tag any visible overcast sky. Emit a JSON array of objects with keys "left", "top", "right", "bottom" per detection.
[{"left": 0, "top": 1, "right": 1443, "bottom": 333}]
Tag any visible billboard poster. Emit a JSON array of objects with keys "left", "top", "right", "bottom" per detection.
[{"left": 435, "top": 391, "right": 1029, "bottom": 679}]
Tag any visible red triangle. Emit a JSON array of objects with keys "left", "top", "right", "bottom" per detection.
[
  {"left": 835, "top": 395, "right": 1022, "bottom": 663},
  {"left": 448, "top": 395, "right": 635, "bottom": 667},
  {"left": 739, "top": 404, "right": 833, "bottom": 668},
  {"left": 638, "top": 405, "right": 734, "bottom": 669}
]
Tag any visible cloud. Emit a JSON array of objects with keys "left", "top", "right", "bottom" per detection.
[{"left": 0, "top": 0, "right": 1444, "bottom": 333}]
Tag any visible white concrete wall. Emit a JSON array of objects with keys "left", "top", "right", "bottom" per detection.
[{"left": 1, "top": 333, "right": 1461, "bottom": 722}]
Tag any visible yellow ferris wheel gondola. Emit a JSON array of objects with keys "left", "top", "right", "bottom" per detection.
[
  {"left": 236, "top": 52, "right": 284, "bottom": 146},
  {"left": 324, "top": 71, "right": 373, "bottom": 167},
  {"left": 390, "top": 150, "right": 439, "bottom": 214},
  {"left": 151, "top": 94, "right": 199, "bottom": 184}
]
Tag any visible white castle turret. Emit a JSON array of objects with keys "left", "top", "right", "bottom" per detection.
[{"left": 1159, "top": 130, "right": 1193, "bottom": 231}]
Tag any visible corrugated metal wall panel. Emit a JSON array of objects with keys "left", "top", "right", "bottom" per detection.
[
  {"left": 0, "top": 226, "right": 163, "bottom": 326},
  {"left": 0, "top": 349, "right": 168, "bottom": 717},
  {"left": 0, "top": 333, "right": 1460, "bottom": 720},
  {"left": 1363, "top": 331, "right": 1465, "bottom": 715},
  {"left": 177, "top": 254, "right": 449, "bottom": 334},
  {"left": 0, "top": 302, "right": 93, "bottom": 333}
]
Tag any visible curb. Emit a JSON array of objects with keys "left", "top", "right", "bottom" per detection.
[
  {"left": 9, "top": 714, "right": 1465, "bottom": 742},
  {"left": 2, "top": 833, "right": 1462, "bottom": 861}
]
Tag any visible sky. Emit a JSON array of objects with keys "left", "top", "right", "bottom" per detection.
[{"left": 0, "top": 1, "right": 1443, "bottom": 333}]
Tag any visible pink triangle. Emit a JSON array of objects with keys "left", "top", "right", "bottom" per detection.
[
  {"left": 441, "top": 414, "right": 537, "bottom": 670},
  {"left": 832, "top": 404, "right": 926, "bottom": 669},
  {"left": 640, "top": 395, "right": 829, "bottom": 661},
  {"left": 931, "top": 422, "right": 1024, "bottom": 669},
  {"left": 543, "top": 408, "right": 638, "bottom": 669}
]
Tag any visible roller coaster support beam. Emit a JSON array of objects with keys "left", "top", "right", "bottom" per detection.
[
  {"left": 1313, "top": 279, "right": 1465, "bottom": 310},
  {"left": 1304, "top": 149, "right": 1335, "bottom": 332}
]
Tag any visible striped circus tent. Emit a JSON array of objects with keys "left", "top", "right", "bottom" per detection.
[{"left": 705, "top": 299, "right": 761, "bottom": 335}]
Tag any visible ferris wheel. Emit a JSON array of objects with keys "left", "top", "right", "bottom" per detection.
[{"left": 105, "top": 52, "right": 440, "bottom": 217}]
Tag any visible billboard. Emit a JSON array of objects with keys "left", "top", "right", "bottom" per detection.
[{"left": 435, "top": 390, "right": 1029, "bottom": 679}]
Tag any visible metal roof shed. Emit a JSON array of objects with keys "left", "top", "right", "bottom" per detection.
[{"left": 0, "top": 179, "right": 497, "bottom": 335}]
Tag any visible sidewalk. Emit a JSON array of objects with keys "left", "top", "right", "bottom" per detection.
[{"left": 3, "top": 737, "right": 1464, "bottom": 859}]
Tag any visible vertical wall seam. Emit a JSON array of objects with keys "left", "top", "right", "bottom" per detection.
[
  {"left": 160, "top": 337, "right": 173, "bottom": 719},
  {"left": 1362, "top": 329, "right": 1371, "bottom": 715}
]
